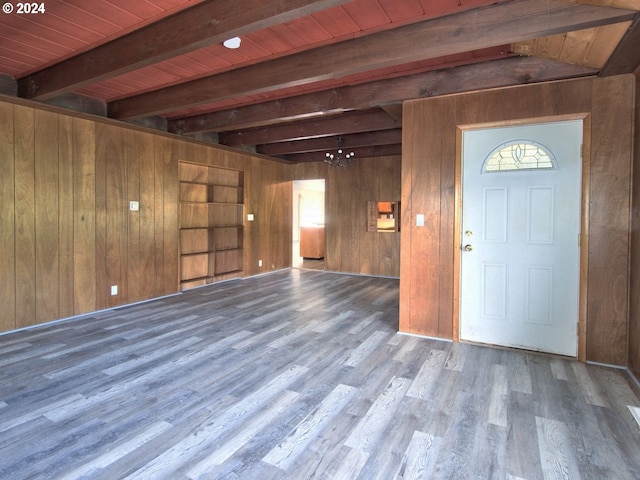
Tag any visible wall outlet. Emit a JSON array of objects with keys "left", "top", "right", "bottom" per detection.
[
  {"left": 258, "top": 260, "right": 263, "bottom": 267},
  {"left": 111, "top": 285, "right": 118, "bottom": 296}
]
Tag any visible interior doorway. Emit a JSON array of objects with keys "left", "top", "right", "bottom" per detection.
[
  {"left": 459, "top": 120, "right": 583, "bottom": 356},
  {"left": 292, "top": 179, "right": 325, "bottom": 270}
]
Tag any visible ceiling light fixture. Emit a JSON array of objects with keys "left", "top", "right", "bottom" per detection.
[
  {"left": 223, "top": 37, "right": 241, "bottom": 49},
  {"left": 324, "top": 136, "right": 355, "bottom": 168}
]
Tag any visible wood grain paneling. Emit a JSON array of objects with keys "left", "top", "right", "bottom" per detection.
[
  {"left": 94, "top": 123, "right": 109, "bottom": 311},
  {"left": 58, "top": 115, "right": 74, "bottom": 319},
  {"left": 402, "top": 98, "right": 445, "bottom": 337},
  {"left": 360, "top": 164, "right": 376, "bottom": 274},
  {"left": 73, "top": 117, "right": 96, "bottom": 315},
  {"left": 292, "top": 156, "right": 401, "bottom": 278},
  {"left": 588, "top": 75, "right": 634, "bottom": 366},
  {"left": 153, "top": 136, "right": 168, "bottom": 298},
  {"left": 106, "top": 124, "right": 128, "bottom": 308},
  {"left": 0, "top": 96, "right": 294, "bottom": 335},
  {"left": 400, "top": 76, "right": 634, "bottom": 365},
  {"left": 34, "top": 109, "right": 59, "bottom": 324},
  {"left": 438, "top": 103, "right": 456, "bottom": 339},
  {"left": 14, "top": 105, "right": 36, "bottom": 329},
  {"left": 400, "top": 103, "right": 415, "bottom": 337},
  {"left": 0, "top": 102, "right": 15, "bottom": 332},
  {"left": 126, "top": 129, "right": 142, "bottom": 303},
  {"left": 138, "top": 132, "right": 157, "bottom": 302},
  {"left": 629, "top": 71, "right": 640, "bottom": 379},
  {"left": 245, "top": 156, "right": 291, "bottom": 275},
  {"left": 161, "top": 136, "right": 179, "bottom": 295}
]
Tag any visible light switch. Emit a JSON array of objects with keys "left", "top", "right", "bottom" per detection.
[
  {"left": 416, "top": 214, "right": 425, "bottom": 227},
  {"left": 247, "top": 213, "right": 255, "bottom": 221},
  {"left": 129, "top": 201, "right": 139, "bottom": 211}
]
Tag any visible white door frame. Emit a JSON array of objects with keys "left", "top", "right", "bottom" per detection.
[{"left": 453, "top": 114, "right": 591, "bottom": 361}]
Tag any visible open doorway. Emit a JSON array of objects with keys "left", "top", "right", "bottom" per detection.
[{"left": 292, "top": 179, "right": 325, "bottom": 270}]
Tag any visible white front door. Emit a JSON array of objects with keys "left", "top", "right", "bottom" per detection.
[{"left": 460, "top": 120, "right": 582, "bottom": 356}]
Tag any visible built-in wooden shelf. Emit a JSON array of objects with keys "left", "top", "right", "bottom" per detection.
[{"left": 179, "top": 161, "right": 244, "bottom": 290}]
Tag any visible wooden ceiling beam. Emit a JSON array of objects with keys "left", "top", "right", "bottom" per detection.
[
  {"left": 17, "top": 0, "right": 350, "bottom": 100},
  {"left": 281, "top": 144, "right": 403, "bottom": 163},
  {"left": 380, "top": 104, "right": 403, "bottom": 124},
  {"left": 219, "top": 110, "right": 400, "bottom": 147},
  {"left": 169, "top": 57, "right": 598, "bottom": 134},
  {"left": 108, "top": 0, "right": 635, "bottom": 120},
  {"left": 599, "top": 13, "right": 640, "bottom": 76},
  {"left": 257, "top": 129, "right": 403, "bottom": 155}
]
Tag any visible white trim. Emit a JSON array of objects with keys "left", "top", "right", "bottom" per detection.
[
  {"left": 628, "top": 406, "right": 640, "bottom": 429},
  {"left": 322, "top": 269, "right": 400, "bottom": 280},
  {"left": 625, "top": 367, "right": 640, "bottom": 390},
  {"left": 586, "top": 360, "right": 626, "bottom": 370},
  {"left": 0, "top": 292, "right": 181, "bottom": 338},
  {"left": 397, "top": 332, "right": 454, "bottom": 343}
]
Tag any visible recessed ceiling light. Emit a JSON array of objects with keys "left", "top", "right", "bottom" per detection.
[{"left": 223, "top": 37, "right": 241, "bottom": 49}]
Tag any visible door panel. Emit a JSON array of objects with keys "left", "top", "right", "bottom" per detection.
[
  {"left": 528, "top": 186, "right": 554, "bottom": 244},
  {"left": 483, "top": 188, "right": 508, "bottom": 243},
  {"left": 460, "top": 120, "right": 582, "bottom": 356}
]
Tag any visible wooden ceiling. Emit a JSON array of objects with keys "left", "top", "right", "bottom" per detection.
[{"left": 1, "top": 0, "right": 639, "bottom": 163}]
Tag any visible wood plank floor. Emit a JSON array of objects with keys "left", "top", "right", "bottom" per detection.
[{"left": 1, "top": 269, "right": 640, "bottom": 479}]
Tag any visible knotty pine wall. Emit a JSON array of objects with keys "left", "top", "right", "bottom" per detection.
[
  {"left": 291, "top": 155, "right": 401, "bottom": 278},
  {"left": 0, "top": 96, "right": 290, "bottom": 334},
  {"left": 630, "top": 69, "right": 640, "bottom": 379},
  {"left": 401, "top": 75, "right": 634, "bottom": 366}
]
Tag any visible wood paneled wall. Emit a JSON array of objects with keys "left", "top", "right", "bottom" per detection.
[
  {"left": 629, "top": 70, "right": 640, "bottom": 378},
  {"left": 0, "top": 97, "right": 290, "bottom": 334},
  {"left": 401, "top": 75, "right": 634, "bottom": 365},
  {"left": 0, "top": 102, "right": 177, "bottom": 331},
  {"left": 291, "top": 156, "right": 402, "bottom": 278}
]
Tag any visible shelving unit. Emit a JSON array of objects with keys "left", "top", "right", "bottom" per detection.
[{"left": 179, "top": 161, "right": 244, "bottom": 290}]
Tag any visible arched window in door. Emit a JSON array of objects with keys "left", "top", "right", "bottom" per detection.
[{"left": 483, "top": 140, "right": 556, "bottom": 172}]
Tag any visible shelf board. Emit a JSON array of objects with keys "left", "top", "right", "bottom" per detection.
[
  {"left": 180, "top": 275, "right": 214, "bottom": 284},
  {"left": 213, "top": 269, "right": 243, "bottom": 276},
  {"left": 181, "top": 250, "right": 215, "bottom": 256},
  {"left": 179, "top": 160, "right": 244, "bottom": 290},
  {"left": 180, "top": 180, "right": 244, "bottom": 188},
  {"left": 180, "top": 201, "right": 244, "bottom": 206},
  {"left": 179, "top": 226, "right": 244, "bottom": 230}
]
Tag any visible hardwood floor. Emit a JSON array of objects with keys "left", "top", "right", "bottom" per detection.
[{"left": 1, "top": 269, "right": 639, "bottom": 479}]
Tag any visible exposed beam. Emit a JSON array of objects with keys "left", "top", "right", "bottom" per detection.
[
  {"left": 380, "top": 104, "right": 403, "bottom": 123},
  {"left": 219, "top": 110, "right": 400, "bottom": 147},
  {"left": 257, "top": 129, "right": 402, "bottom": 155},
  {"left": 108, "top": 0, "right": 635, "bottom": 119},
  {"left": 281, "top": 144, "right": 402, "bottom": 163},
  {"left": 0, "top": 74, "right": 17, "bottom": 96},
  {"left": 169, "top": 57, "right": 598, "bottom": 134},
  {"left": 168, "top": 47, "right": 513, "bottom": 134},
  {"left": 17, "top": 0, "right": 350, "bottom": 100},
  {"left": 600, "top": 13, "right": 640, "bottom": 76}
]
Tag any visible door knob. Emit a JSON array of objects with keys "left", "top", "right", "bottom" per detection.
[{"left": 463, "top": 244, "right": 473, "bottom": 252}]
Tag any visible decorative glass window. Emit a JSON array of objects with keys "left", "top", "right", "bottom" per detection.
[{"left": 483, "top": 140, "right": 555, "bottom": 172}]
